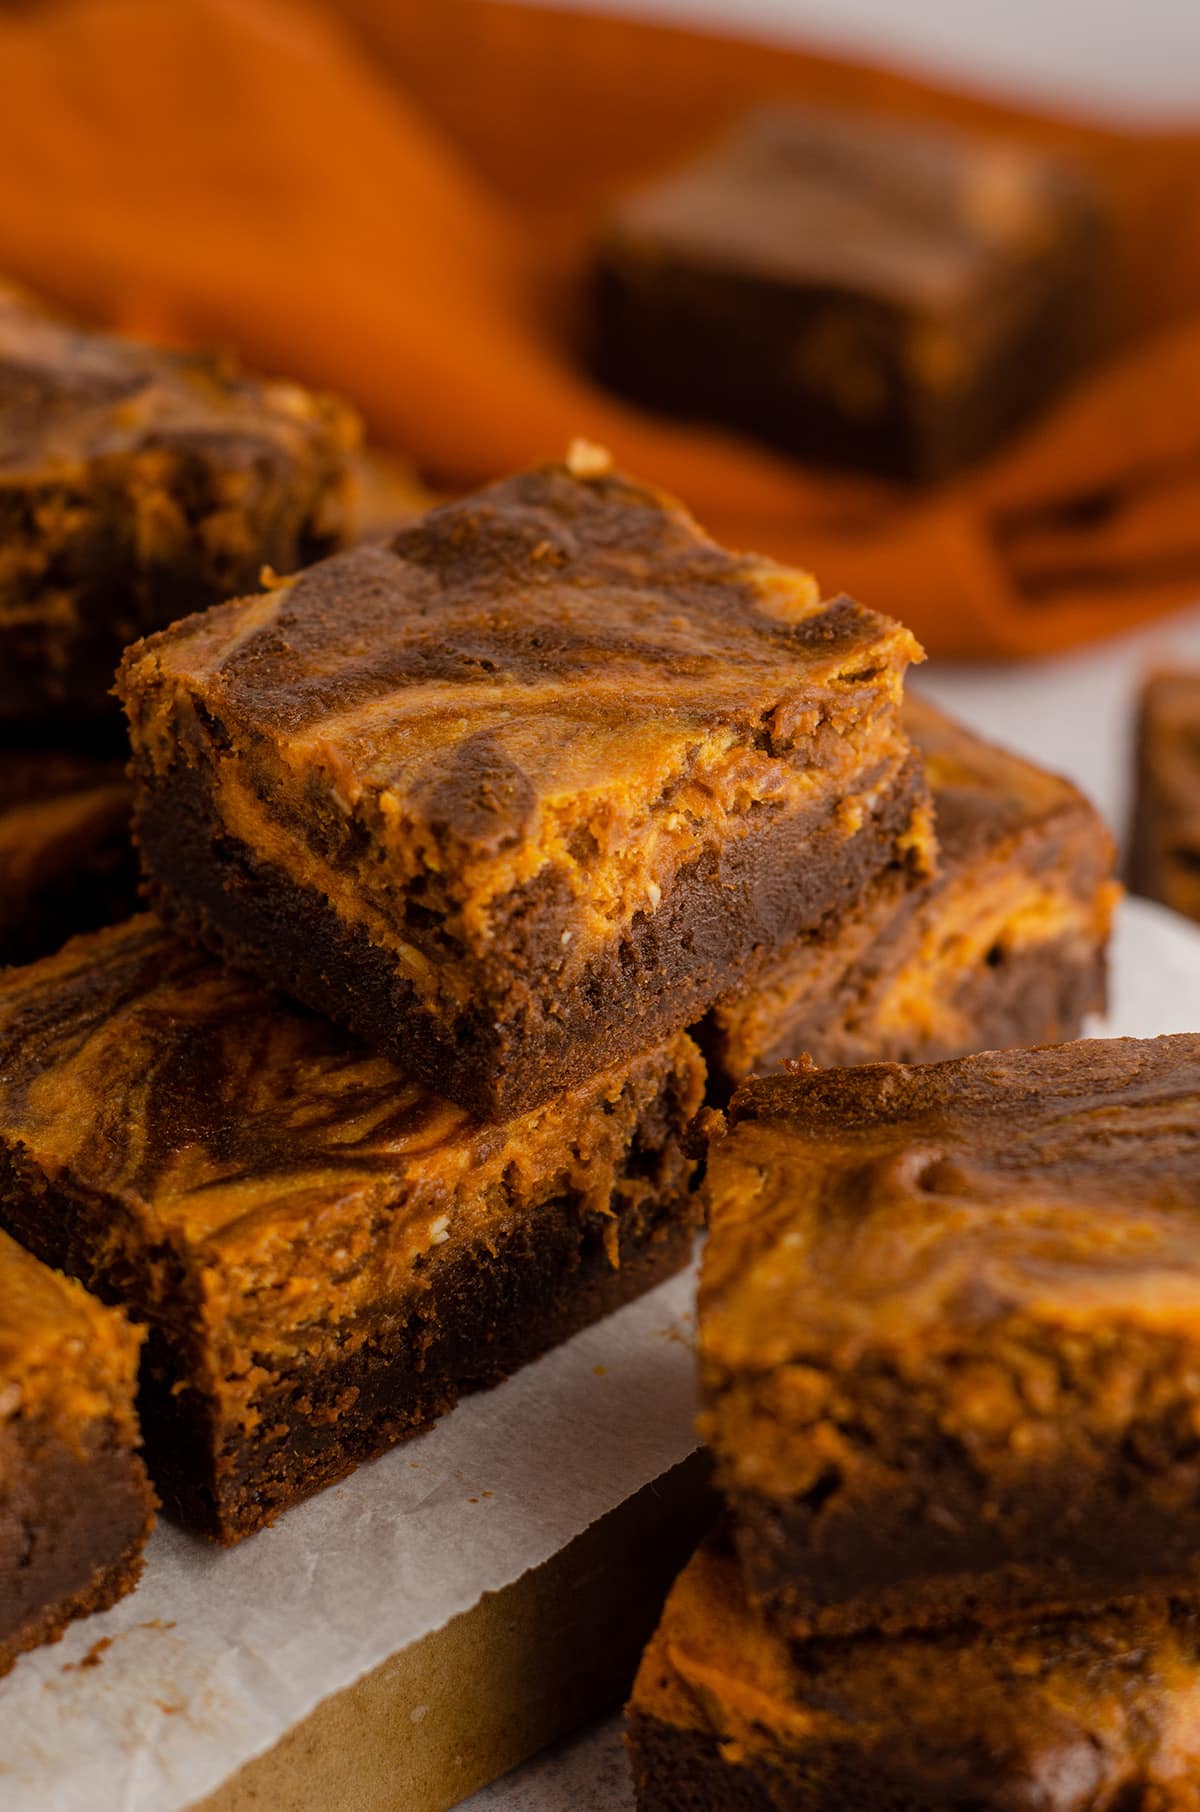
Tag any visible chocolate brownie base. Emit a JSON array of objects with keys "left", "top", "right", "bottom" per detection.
[
  {"left": 700, "top": 1036, "right": 1200, "bottom": 1641},
  {"left": 136, "top": 741, "right": 928, "bottom": 1121},
  {"left": 629, "top": 1719, "right": 781, "bottom": 1812},
  {"left": 0, "top": 747, "right": 138, "bottom": 967},
  {"left": 0, "top": 1418, "right": 152, "bottom": 1678},
  {"left": 136, "top": 1212, "right": 694, "bottom": 1542},
  {"left": 627, "top": 1540, "right": 1200, "bottom": 1812},
  {"left": 0, "top": 919, "right": 704, "bottom": 1541}
]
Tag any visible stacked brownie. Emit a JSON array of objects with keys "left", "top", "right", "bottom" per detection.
[
  {"left": 629, "top": 1035, "right": 1200, "bottom": 1809},
  {"left": 0, "top": 287, "right": 360, "bottom": 967},
  {"left": 0, "top": 358, "right": 1118, "bottom": 1698},
  {"left": 0, "top": 443, "right": 938, "bottom": 1548}
]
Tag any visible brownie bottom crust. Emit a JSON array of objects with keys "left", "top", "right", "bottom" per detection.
[
  {"left": 131, "top": 740, "right": 930, "bottom": 1120},
  {"left": 727, "top": 1463, "right": 1200, "bottom": 1645},
  {"left": 149, "top": 1205, "right": 697, "bottom": 1544},
  {"left": 0, "top": 1417, "right": 154, "bottom": 1679}
]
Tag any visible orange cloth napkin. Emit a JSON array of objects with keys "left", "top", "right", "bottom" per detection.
[{"left": 2, "top": 0, "right": 1200, "bottom": 657}]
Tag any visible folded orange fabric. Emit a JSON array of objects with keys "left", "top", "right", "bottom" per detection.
[{"left": 2, "top": 0, "right": 1200, "bottom": 657}]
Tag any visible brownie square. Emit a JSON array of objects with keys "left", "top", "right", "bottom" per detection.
[
  {"left": 700, "top": 1035, "right": 1200, "bottom": 1639},
  {"left": 0, "top": 917, "right": 705, "bottom": 1543},
  {"left": 0, "top": 286, "right": 359, "bottom": 725},
  {"left": 628, "top": 1537, "right": 1200, "bottom": 1812},
  {"left": 1129, "top": 669, "right": 1200, "bottom": 924},
  {"left": 593, "top": 106, "right": 1104, "bottom": 480},
  {"left": 116, "top": 449, "right": 932, "bottom": 1120},
  {"left": 0, "top": 746, "right": 139, "bottom": 967},
  {"left": 699, "top": 695, "right": 1118, "bottom": 1096},
  {"left": 0, "top": 1227, "right": 153, "bottom": 1678}
]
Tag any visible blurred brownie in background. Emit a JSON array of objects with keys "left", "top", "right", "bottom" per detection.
[
  {"left": 0, "top": 747, "right": 137, "bottom": 967},
  {"left": 1130, "top": 669, "right": 1200, "bottom": 923},
  {"left": 0, "top": 1227, "right": 153, "bottom": 1678},
  {"left": 0, "top": 286, "right": 360, "bottom": 727},
  {"left": 592, "top": 106, "right": 1104, "bottom": 480},
  {"left": 699, "top": 694, "right": 1118, "bottom": 1098}
]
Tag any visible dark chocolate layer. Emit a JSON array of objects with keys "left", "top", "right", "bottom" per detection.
[
  {"left": 0, "top": 1416, "right": 152, "bottom": 1678},
  {"left": 0, "top": 747, "right": 138, "bottom": 967}
]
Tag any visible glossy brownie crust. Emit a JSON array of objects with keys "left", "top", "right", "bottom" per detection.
[
  {"left": 700, "top": 1036, "right": 1200, "bottom": 1640},
  {"left": 118, "top": 455, "right": 930, "bottom": 1119},
  {"left": 593, "top": 107, "right": 1103, "bottom": 480},
  {"left": 0, "top": 920, "right": 704, "bottom": 1542},
  {"left": 628, "top": 1541, "right": 1200, "bottom": 1812},
  {"left": 0, "top": 747, "right": 137, "bottom": 967},
  {"left": 701, "top": 696, "right": 1116, "bottom": 1095},
  {"left": 0, "top": 1230, "right": 153, "bottom": 1676},
  {"left": 0, "top": 287, "right": 358, "bottom": 725},
  {"left": 1129, "top": 669, "right": 1200, "bottom": 923}
]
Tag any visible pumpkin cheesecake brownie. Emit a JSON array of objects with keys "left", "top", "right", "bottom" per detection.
[
  {"left": 0, "top": 746, "right": 138, "bottom": 967},
  {"left": 627, "top": 1538, "right": 1200, "bottom": 1812},
  {"left": 116, "top": 447, "right": 933, "bottom": 1119},
  {"left": 700, "top": 694, "right": 1117, "bottom": 1096},
  {"left": 0, "top": 917, "right": 705, "bottom": 1543},
  {"left": 700, "top": 1035, "right": 1200, "bottom": 1640},
  {"left": 0, "top": 286, "right": 359, "bottom": 725},
  {"left": 0, "top": 1228, "right": 153, "bottom": 1679}
]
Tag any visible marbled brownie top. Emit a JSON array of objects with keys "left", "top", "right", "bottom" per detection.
[
  {"left": 117, "top": 451, "right": 926, "bottom": 957},
  {"left": 702, "top": 1034, "right": 1200, "bottom": 1372},
  {"left": 0, "top": 918, "right": 703, "bottom": 1348}
]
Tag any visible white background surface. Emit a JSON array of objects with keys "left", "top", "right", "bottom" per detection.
[
  {"left": 521, "top": 0, "right": 1200, "bottom": 118},
  {"left": 467, "top": 1, "right": 1200, "bottom": 1806}
]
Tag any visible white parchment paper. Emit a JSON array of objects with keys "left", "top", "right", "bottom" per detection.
[
  {"left": 0, "top": 1257, "right": 700, "bottom": 1809},
  {"left": 1, "top": 894, "right": 1197, "bottom": 1811}
]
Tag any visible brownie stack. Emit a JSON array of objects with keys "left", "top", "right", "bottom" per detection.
[
  {"left": 629, "top": 1035, "right": 1200, "bottom": 1809},
  {"left": 0, "top": 426, "right": 932, "bottom": 1548},
  {"left": 0, "top": 304, "right": 1115, "bottom": 1668}
]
